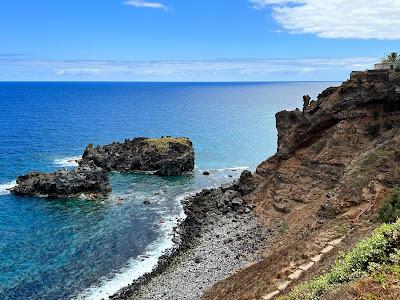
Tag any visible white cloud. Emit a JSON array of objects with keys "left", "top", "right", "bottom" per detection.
[
  {"left": 249, "top": 0, "right": 400, "bottom": 40},
  {"left": 56, "top": 68, "right": 101, "bottom": 76},
  {"left": 249, "top": 0, "right": 306, "bottom": 9},
  {"left": 124, "top": 0, "right": 168, "bottom": 10},
  {"left": 0, "top": 57, "right": 377, "bottom": 81}
]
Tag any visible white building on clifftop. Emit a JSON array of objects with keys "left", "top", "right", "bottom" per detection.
[
  {"left": 375, "top": 52, "right": 400, "bottom": 70},
  {"left": 375, "top": 62, "right": 400, "bottom": 71}
]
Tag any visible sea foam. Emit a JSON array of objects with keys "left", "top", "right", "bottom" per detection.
[
  {"left": 73, "top": 166, "right": 246, "bottom": 299},
  {"left": 73, "top": 197, "right": 186, "bottom": 300},
  {"left": 54, "top": 156, "right": 81, "bottom": 167},
  {"left": 0, "top": 181, "right": 16, "bottom": 195}
]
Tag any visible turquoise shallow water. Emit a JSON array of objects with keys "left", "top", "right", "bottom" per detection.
[{"left": 0, "top": 82, "right": 336, "bottom": 299}]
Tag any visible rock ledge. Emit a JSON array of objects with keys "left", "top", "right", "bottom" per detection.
[{"left": 10, "top": 161, "right": 111, "bottom": 199}]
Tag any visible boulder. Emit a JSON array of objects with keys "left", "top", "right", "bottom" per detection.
[
  {"left": 222, "top": 190, "right": 241, "bottom": 204},
  {"left": 231, "top": 197, "right": 244, "bottom": 206},
  {"left": 236, "top": 170, "right": 258, "bottom": 195},
  {"left": 10, "top": 161, "right": 111, "bottom": 199},
  {"left": 82, "top": 137, "right": 195, "bottom": 176}
]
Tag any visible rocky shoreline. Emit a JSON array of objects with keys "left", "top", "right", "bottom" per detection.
[{"left": 111, "top": 171, "right": 271, "bottom": 300}]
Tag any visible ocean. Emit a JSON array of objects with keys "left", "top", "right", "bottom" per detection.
[{"left": 0, "top": 81, "right": 336, "bottom": 299}]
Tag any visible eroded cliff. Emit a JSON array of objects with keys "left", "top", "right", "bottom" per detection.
[{"left": 203, "top": 70, "right": 400, "bottom": 300}]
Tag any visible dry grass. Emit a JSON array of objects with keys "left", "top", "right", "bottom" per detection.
[
  {"left": 348, "top": 148, "right": 394, "bottom": 192},
  {"left": 144, "top": 137, "right": 191, "bottom": 151},
  {"left": 322, "top": 269, "right": 400, "bottom": 300}
]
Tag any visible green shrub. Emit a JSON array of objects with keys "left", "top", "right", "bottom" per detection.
[
  {"left": 365, "top": 123, "right": 380, "bottom": 139},
  {"left": 379, "top": 187, "right": 400, "bottom": 223},
  {"left": 278, "top": 219, "right": 400, "bottom": 300}
]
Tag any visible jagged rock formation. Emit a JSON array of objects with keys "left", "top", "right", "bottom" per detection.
[
  {"left": 258, "top": 70, "right": 400, "bottom": 218},
  {"left": 10, "top": 161, "right": 111, "bottom": 198},
  {"left": 203, "top": 70, "right": 400, "bottom": 300},
  {"left": 82, "top": 137, "right": 195, "bottom": 176},
  {"left": 10, "top": 136, "right": 195, "bottom": 199}
]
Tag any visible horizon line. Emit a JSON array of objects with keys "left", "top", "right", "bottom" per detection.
[{"left": 0, "top": 80, "right": 342, "bottom": 83}]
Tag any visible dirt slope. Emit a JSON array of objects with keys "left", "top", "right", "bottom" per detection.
[{"left": 202, "top": 70, "right": 400, "bottom": 300}]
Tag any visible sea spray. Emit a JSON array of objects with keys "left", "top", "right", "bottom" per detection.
[
  {"left": 0, "top": 181, "right": 16, "bottom": 195},
  {"left": 54, "top": 156, "right": 81, "bottom": 167},
  {"left": 73, "top": 194, "right": 187, "bottom": 300},
  {"left": 73, "top": 169, "right": 242, "bottom": 300}
]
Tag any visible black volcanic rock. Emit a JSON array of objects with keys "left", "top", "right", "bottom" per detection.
[
  {"left": 10, "top": 161, "right": 111, "bottom": 199},
  {"left": 82, "top": 137, "right": 195, "bottom": 176}
]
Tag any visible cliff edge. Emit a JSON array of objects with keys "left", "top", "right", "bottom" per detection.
[{"left": 203, "top": 70, "right": 400, "bottom": 300}]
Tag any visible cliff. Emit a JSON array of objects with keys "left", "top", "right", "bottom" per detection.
[{"left": 202, "top": 70, "right": 400, "bottom": 299}]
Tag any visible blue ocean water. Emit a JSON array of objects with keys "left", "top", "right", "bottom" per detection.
[{"left": 0, "top": 81, "right": 335, "bottom": 299}]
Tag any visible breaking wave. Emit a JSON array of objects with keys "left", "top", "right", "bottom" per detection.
[
  {"left": 0, "top": 181, "right": 16, "bottom": 195},
  {"left": 54, "top": 156, "right": 81, "bottom": 167}
]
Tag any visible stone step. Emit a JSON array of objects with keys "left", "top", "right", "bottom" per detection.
[
  {"left": 321, "top": 245, "right": 334, "bottom": 254},
  {"left": 288, "top": 269, "right": 303, "bottom": 280},
  {"left": 262, "top": 290, "right": 280, "bottom": 300},
  {"left": 277, "top": 280, "right": 291, "bottom": 291},
  {"left": 328, "top": 237, "right": 343, "bottom": 246},
  {"left": 299, "top": 261, "right": 315, "bottom": 271}
]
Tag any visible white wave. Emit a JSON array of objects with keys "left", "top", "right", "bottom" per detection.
[
  {"left": 72, "top": 166, "right": 247, "bottom": 300},
  {"left": 0, "top": 181, "right": 16, "bottom": 195},
  {"left": 213, "top": 165, "right": 250, "bottom": 172},
  {"left": 54, "top": 156, "right": 81, "bottom": 167},
  {"left": 197, "top": 165, "right": 250, "bottom": 172},
  {"left": 73, "top": 196, "right": 186, "bottom": 300}
]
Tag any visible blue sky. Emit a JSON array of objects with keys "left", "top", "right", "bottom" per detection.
[{"left": 1, "top": 0, "right": 400, "bottom": 81}]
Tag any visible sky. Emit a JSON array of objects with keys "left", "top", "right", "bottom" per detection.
[{"left": 1, "top": 0, "right": 400, "bottom": 81}]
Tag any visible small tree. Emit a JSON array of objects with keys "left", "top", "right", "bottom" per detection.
[{"left": 384, "top": 52, "right": 400, "bottom": 63}]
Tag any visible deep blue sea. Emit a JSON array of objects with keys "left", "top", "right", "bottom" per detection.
[{"left": 0, "top": 81, "right": 336, "bottom": 300}]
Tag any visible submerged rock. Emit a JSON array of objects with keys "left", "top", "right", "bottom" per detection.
[
  {"left": 10, "top": 161, "right": 111, "bottom": 199},
  {"left": 82, "top": 137, "right": 195, "bottom": 176}
]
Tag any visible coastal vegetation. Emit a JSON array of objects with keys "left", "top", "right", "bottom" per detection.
[
  {"left": 202, "top": 69, "right": 400, "bottom": 300},
  {"left": 145, "top": 137, "right": 192, "bottom": 151},
  {"left": 384, "top": 52, "right": 400, "bottom": 63},
  {"left": 348, "top": 148, "right": 394, "bottom": 193},
  {"left": 278, "top": 219, "right": 400, "bottom": 300},
  {"left": 379, "top": 186, "right": 400, "bottom": 223}
]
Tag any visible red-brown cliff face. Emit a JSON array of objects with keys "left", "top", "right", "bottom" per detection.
[
  {"left": 203, "top": 70, "right": 400, "bottom": 300},
  {"left": 255, "top": 70, "right": 400, "bottom": 221}
]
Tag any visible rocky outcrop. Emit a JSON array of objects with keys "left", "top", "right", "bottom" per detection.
[
  {"left": 82, "top": 137, "right": 195, "bottom": 176},
  {"left": 203, "top": 70, "right": 400, "bottom": 300},
  {"left": 257, "top": 70, "right": 400, "bottom": 219},
  {"left": 10, "top": 136, "right": 195, "bottom": 199},
  {"left": 276, "top": 70, "right": 400, "bottom": 158},
  {"left": 10, "top": 161, "right": 111, "bottom": 198}
]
